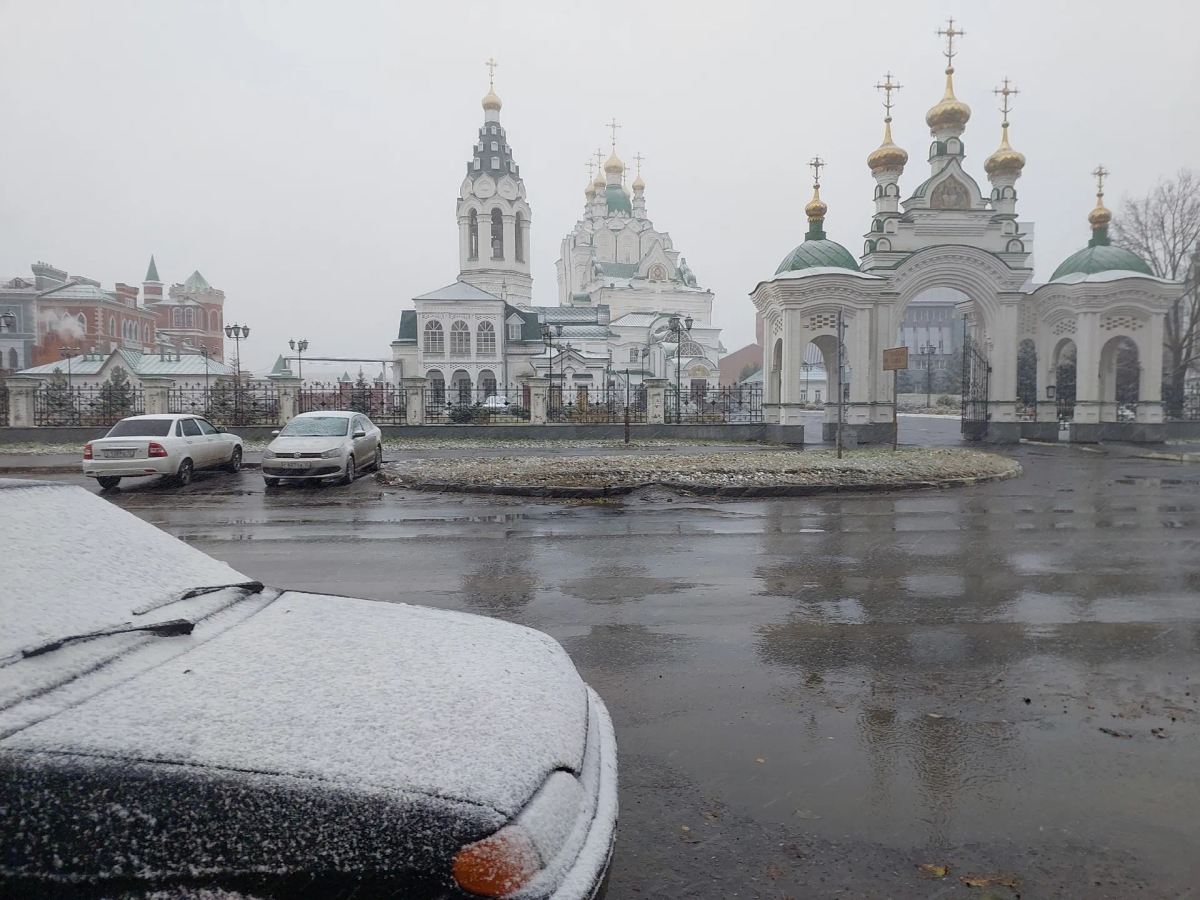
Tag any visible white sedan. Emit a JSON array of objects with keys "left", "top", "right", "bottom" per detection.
[
  {"left": 83, "top": 414, "right": 244, "bottom": 490},
  {"left": 262, "top": 410, "right": 383, "bottom": 486}
]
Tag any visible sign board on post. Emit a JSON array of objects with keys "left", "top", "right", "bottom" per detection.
[{"left": 882, "top": 346, "right": 909, "bottom": 371}]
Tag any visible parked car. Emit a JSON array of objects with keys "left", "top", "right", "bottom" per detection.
[
  {"left": 0, "top": 478, "right": 617, "bottom": 899},
  {"left": 82, "top": 413, "right": 244, "bottom": 489},
  {"left": 262, "top": 411, "right": 383, "bottom": 486},
  {"left": 482, "top": 394, "right": 511, "bottom": 410}
]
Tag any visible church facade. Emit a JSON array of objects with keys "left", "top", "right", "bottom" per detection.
[
  {"left": 751, "top": 21, "right": 1183, "bottom": 443},
  {"left": 394, "top": 66, "right": 725, "bottom": 396}
]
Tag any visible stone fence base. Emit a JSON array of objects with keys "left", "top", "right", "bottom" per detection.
[{"left": 0, "top": 423, "right": 805, "bottom": 445}]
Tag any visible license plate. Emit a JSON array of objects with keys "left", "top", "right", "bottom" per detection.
[
  {"left": 103, "top": 449, "right": 136, "bottom": 458},
  {"left": 277, "top": 460, "right": 310, "bottom": 468}
]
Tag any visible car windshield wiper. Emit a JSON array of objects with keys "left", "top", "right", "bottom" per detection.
[{"left": 18, "top": 581, "right": 266, "bottom": 660}]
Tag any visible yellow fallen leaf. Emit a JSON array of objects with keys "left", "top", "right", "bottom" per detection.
[
  {"left": 756, "top": 757, "right": 765, "bottom": 763},
  {"left": 962, "top": 875, "right": 989, "bottom": 887},
  {"left": 681, "top": 825, "right": 690, "bottom": 832},
  {"left": 917, "top": 863, "right": 949, "bottom": 878}
]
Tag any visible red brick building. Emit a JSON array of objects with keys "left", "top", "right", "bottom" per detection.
[{"left": 143, "top": 257, "right": 226, "bottom": 361}]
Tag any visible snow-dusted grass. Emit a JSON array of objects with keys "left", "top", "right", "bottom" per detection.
[{"left": 384, "top": 447, "right": 1020, "bottom": 490}]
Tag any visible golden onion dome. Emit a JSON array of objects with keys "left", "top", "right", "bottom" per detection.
[
  {"left": 984, "top": 124, "right": 1025, "bottom": 177},
  {"left": 805, "top": 184, "right": 828, "bottom": 221},
  {"left": 632, "top": 173, "right": 645, "bottom": 191},
  {"left": 482, "top": 86, "right": 502, "bottom": 112},
  {"left": 1088, "top": 194, "right": 1112, "bottom": 229},
  {"left": 867, "top": 119, "right": 909, "bottom": 173},
  {"left": 604, "top": 150, "right": 625, "bottom": 174},
  {"left": 593, "top": 171, "right": 606, "bottom": 190},
  {"left": 585, "top": 178, "right": 596, "bottom": 199},
  {"left": 925, "top": 67, "right": 971, "bottom": 132}
]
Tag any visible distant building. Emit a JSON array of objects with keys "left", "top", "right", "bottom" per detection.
[
  {"left": 16, "top": 344, "right": 233, "bottom": 387},
  {"left": 142, "top": 257, "right": 226, "bottom": 362}
]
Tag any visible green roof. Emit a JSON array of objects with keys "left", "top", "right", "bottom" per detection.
[
  {"left": 776, "top": 223, "right": 860, "bottom": 274},
  {"left": 1050, "top": 234, "right": 1153, "bottom": 281},
  {"left": 605, "top": 184, "right": 631, "bottom": 215}
]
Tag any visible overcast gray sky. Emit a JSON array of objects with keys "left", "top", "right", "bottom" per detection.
[{"left": 2, "top": 1, "right": 1197, "bottom": 372}]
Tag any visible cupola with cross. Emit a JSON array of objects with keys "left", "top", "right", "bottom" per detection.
[
  {"left": 866, "top": 72, "right": 908, "bottom": 217},
  {"left": 457, "top": 57, "right": 533, "bottom": 305},
  {"left": 1051, "top": 166, "right": 1153, "bottom": 280},
  {"left": 984, "top": 78, "right": 1026, "bottom": 215},
  {"left": 776, "top": 157, "right": 860, "bottom": 273},
  {"left": 925, "top": 17, "right": 971, "bottom": 173}
]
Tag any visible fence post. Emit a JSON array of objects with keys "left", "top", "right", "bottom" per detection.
[
  {"left": 275, "top": 379, "right": 300, "bottom": 425},
  {"left": 525, "top": 377, "right": 549, "bottom": 425},
  {"left": 403, "top": 377, "right": 427, "bottom": 426},
  {"left": 6, "top": 377, "right": 39, "bottom": 427},
  {"left": 644, "top": 378, "right": 668, "bottom": 425},
  {"left": 141, "top": 377, "right": 173, "bottom": 416}
]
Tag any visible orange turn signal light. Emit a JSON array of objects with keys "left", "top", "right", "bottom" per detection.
[{"left": 452, "top": 825, "right": 541, "bottom": 898}]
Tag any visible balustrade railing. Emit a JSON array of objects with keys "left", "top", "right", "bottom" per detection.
[
  {"left": 666, "top": 385, "right": 763, "bottom": 424},
  {"left": 548, "top": 383, "right": 647, "bottom": 424}
]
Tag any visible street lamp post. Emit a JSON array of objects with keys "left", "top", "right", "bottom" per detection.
[
  {"left": 667, "top": 314, "right": 693, "bottom": 423},
  {"left": 289, "top": 338, "right": 309, "bottom": 380},
  {"left": 920, "top": 341, "right": 936, "bottom": 409},
  {"left": 224, "top": 323, "right": 250, "bottom": 423},
  {"left": 60, "top": 346, "right": 81, "bottom": 425}
]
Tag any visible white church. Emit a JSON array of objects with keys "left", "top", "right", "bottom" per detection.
[{"left": 391, "top": 65, "right": 725, "bottom": 401}]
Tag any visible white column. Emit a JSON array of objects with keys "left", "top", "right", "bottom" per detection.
[{"left": 1074, "top": 312, "right": 1101, "bottom": 423}]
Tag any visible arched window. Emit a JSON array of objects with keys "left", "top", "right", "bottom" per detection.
[
  {"left": 8, "top": 348, "right": 19, "bottom": 370},
  {"left": 629, "top": 347, "right": 639, "bottom": 363},
  {"left": 477, "top": 320, "right": 496, "bottom": 357},
  {"left": 173, "top": 308, "right": 182, "bottom": 327},
  {"left": 423, "top": 320, "right": 444, "bottom": 354},
  {"left": 184, "top": 308, "right": 194, "bottom": 329},
  {"left": 109, "top": 316, "right": 116, "bottom": 336},
  {"left": 427, "top": 369, "right": 445, "bottom": 405},
  {"left": 450, "top": 320, "right": 471, "bottom": 356},
  {"left": 515, "top": 212, "right": 524, "bottom": 262},
  {"left": 490, "top": 208, "right": 504, "bottom": 259},
  {"left": 468, "top": 209, "right": 479, "bottom": 260},
  {"left": 77, "top": 313, "right": 86, "bottom": 334}
]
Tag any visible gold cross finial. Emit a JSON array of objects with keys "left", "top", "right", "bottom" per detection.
[
  {"left": 874, "top": 71, "right": 903, "bottom": 120},
  {"left": 936, "top": 17, "right": 965, "bottom": 66},
  {"left": 485, "top": 57, "right": 498, "bottom": 88},
  {"left": 1092, "top": 164, "right": 1110, "bottom": 196},
  {"left": 809, "top": 156, "right": 825, "bottom": 187},
  {"left": 586, "top": 160, "right": 597, "bottom": 179},
  {"left": 595, "top": 148, "right": 605, "bottom": 169},
  {"left": 606, "top": 117, "right": 621, "bottom": 151},
  {"left": 633, "top": 152, "right": 645, "bottom": 175},
  {"left": 993, "top": 77, "right": 1018, "bottom": 124}
]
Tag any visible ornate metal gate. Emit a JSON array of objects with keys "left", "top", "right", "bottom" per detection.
[{"left": 960, "top": 335, "right": 990, "bottom": 440}]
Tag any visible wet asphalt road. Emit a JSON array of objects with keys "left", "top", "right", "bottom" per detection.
[{"left": 25, "top": 423, "right": 1200, "bottom": 898}]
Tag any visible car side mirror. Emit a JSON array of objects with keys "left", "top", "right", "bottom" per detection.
[
  {"left": 271, "top": 430, "right": 280, "bottom": 436},
  {"left": 216, "top": 426, "right": 227, "bottom": 433},
  {"left": 353, "top": 430, "right": 366, "bottom": 438}
]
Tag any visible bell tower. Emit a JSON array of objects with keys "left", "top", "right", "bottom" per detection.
[{"left": 456, "top": 58, "right": 533, "bottom": 305}]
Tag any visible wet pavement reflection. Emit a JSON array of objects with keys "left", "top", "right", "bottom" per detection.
[{"left": 34, "top": 435, "right": 1200, "bottom": 897}]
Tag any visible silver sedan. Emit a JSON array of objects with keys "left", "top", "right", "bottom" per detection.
[{"left": 261, "top": 411, "right": 383, "bottom": 486}]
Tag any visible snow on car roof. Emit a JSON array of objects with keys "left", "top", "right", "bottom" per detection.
[
  {"left": 295, "top": 410, "right": 354, "bottom": 417},
  {"left": 0, "top": 480, "right": 247, "bottom": 658},
  {"left": 8, "top": 591, "right": 589, "bottom": 815}
]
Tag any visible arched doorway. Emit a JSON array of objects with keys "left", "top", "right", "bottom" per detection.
[
  {"left": 1099, "top": 336, "right": 1140, "bottom": 422},
  {"left": 477, "top": 369, "right": 498, "bottom": 397},
  {"left": 1051, "top": 339, "right": 1077, "bottom": 422},
  {"left": 426, "top": 369, "right": 445, "bottom": 407},
  {"left": 451, "top": 369, "right": 472, "bottom": 405},
  {"left": 769, "top": 338, "right": 783, "bottom": 408}
]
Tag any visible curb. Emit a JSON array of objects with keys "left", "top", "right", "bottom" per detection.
[
  {"left": 385, "top": 463, "right": 1023, "bottom": 499},
  {"left": 1123, "top": 450, "right": 1200, "bottom": 464}
]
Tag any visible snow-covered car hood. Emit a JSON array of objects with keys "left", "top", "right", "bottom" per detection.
[{"left": 267, "top": 435, "right": 349, "bottom": 455}]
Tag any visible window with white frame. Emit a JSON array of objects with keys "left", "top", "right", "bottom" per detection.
[
  {"left": 629, "top": 347, "right": 639, "bottom": 363},
  {"left": 423, "top": 320, "right": 444, "bottom": 354},
  {"left": 477, "top": 320, "right": 496, "bottom": 356},
  {"left": 491, "top": 157, "right": 500, "bottom": 170},
  {"left": 173, "top": 308, "right": 182, "bottom": 327},
  {"left": 508, "top": 321, "right": 521, "bottom": 341},
  {"left": 450, "top": 320, "right": 471, "bottom": 356},
  {"left": 490, "top": 142, "right": 498, "bottom": 151},
  {"left": 184, "top": 308, "right": 194, "bottom": 329}
]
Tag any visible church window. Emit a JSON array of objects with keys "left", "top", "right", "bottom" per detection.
[
  {"left": 78, "top": 314, "right": 86, "bottom": 333},
  {"left": 872, "top": 220, "right": 883, "bottom": 232},
  {"left": 424, "top": 320, "right": 444, "bottom": 354},
  {"left": 477, "top": 320, "right": 496, "bottom": 356},
  {"left": 874, "top": 185, "right": 883, "bottom": 199},
  {"left": 491, "top": 157, "right": 500, "bottom": 170},
  {"left": 468, "top": 209, "right": 479, "bottom": 260},
  {"left": 184, "top": 308, "right": 194, "bottom": 328},
  {"left": 473, "top": 159, "right": 480, "bottom": 171},
  {"left": 508, "top": 322, "right": 521, "bottom": 341},
  {"left": 491, "top": 142, "right": 498, "bottom": 151},
  {"left": 8, "top": 348, "right": 18, "bottom": 370},
  {"left": 491, "top": 208, "right": 504, "bottom": 258},
  {"left": 946, "top": 138, "right": 962, "bottom": 155},
  {"left": 885, "top": 184, "right": 899, "bottom": 197},
  {"left": 876, "top": 239, "right": 891, "bottom": 252},
  {"left": 109, "top": 315, "right": 116, "bottom": 336},
  {"left": 629, "top": 348, "right": 639, "bottom": 363},
  {"left": 450, "top": 320, "right": 471, "bottom": 356},
  {"left": 885, "top": 219, "right": 897, "bottom": 233},
  {"left": 515, "top": 212, "right": 525, "bottom": 262},
  {"left": 490, "top": 126, "right": 497, "bottom": 135}
]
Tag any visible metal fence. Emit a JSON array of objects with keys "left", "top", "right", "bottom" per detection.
[
  {"left": 300, "top": 382, "right": 407, "bottom": 425},
  {"left": 34, "top": 383, "right": 146, "bottom": 427},
  {"left": 168, "top": 384, "right": 280, "bottom": 426},
  {"left": 1175, "top": 386, "right": 1200, "bottom": 421},
  {"left": 426, "top": 386, "right": 531, "bottom": 424},
  {"left": 0, "top": 383, "right": 7, "bottom": 427},
  {"left": 666, "top": 385, "right": 763, "bottom": 424},
  {"left": 548, "top": 383, "right": 647, "bottom": 424}
]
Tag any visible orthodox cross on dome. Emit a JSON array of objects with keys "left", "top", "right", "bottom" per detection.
[
  {"left": 808, "top": 155, "right": 825, "bottom": 187},
  {"left": 606, "top": 117, "right": 621, "bottom": 151},
  {"left": 1092, "top": 164, "right": 1109, "bottom": 196},
  {"left": 485, "top": 57, "right": 498, "bottom": 88},
  {"left": 937, "top": 17, "right": 965, "bottom": 65},
  {"left": 586, "top": 160, "right": 597, "bottom": 179},
  {"left": 633, "top": 152, "right": 645, "bottom": 175},
  {"left": 993, "top": 77, "right": 1018, "bottom": 125},
  {"left": 875, "top": 72, "right": 903, "bottom": 119}
]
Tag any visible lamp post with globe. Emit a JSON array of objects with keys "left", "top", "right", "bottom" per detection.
[{"left": 224, "top": 324, "right": 250, "bottom": 423}]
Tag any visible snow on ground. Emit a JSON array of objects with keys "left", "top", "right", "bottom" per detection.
[
  {"left": 7, "top": 591, "right": 590, "bottom": 816},
  {"left": 384, "top": 447, "right": 1020, "bottom": 490},
  {"left": 0, "top": 479, "right": 246, "bottom": 658}
]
